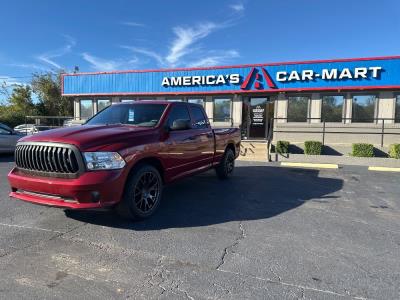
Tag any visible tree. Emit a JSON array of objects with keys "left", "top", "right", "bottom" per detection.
[
  {"left": 31, "top": 72, "right": 72, "bottom": 117},
  {"left": 0, "top": 84, "right": 34, "bottom": 127}
]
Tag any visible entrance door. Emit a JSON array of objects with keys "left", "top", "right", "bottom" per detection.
[{"left": 249, "top": 97, "right": 268, "bottom": 139}]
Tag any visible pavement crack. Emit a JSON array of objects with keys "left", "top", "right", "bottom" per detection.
[
  {"left": 0, "top": 222, "right": 88, "bottom": 260},
  {"left": 176, "top": 284, "right": 195, "bottom": 300},
  {"left": 216, "top": 268, "right": 368, "bottom": 300},
  {"left": 216, "top": 221, "right": 246, "bottom": 270}
]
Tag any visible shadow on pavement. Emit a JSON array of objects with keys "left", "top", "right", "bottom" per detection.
[{"left": 65, "top": 166, "right": 343, "bottom": 230}]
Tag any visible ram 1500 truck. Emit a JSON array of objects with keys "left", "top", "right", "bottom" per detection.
[{"left": 8, "top": 101, "right": 241, "bottom": 219}]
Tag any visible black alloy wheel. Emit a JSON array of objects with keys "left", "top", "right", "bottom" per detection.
[
  {"left": 216, "top": 148, "right": 235, "bottom": 179},
  {"left": 116, "top": 164, "right": 163, "bottom": 220},
  {"left": 134, "top": 171, "right": 161, "bottom": 213}
]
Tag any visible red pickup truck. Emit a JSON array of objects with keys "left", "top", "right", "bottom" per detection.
[{"left": 8, "top": 101, "right": 240, "bottom": 219}]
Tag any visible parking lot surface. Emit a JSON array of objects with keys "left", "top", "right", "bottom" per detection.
[{"left": 0, "top": 155, "right": 399, "bottom": 299}]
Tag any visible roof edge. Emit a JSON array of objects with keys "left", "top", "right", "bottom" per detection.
[{"left": 62, "top": 55, "right": 400, "bottom": 77}]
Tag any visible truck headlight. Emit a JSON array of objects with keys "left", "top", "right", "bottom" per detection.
[{"left": 83, "top": 152, "right": 126, "bottom": 170}]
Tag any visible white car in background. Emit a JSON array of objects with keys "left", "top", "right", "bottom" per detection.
[
  {"left": 0, "top": 123, "right": 23, "bottom": 153},
  {"left": 14, "top": 124, "right": 37, "bottom": 135}
]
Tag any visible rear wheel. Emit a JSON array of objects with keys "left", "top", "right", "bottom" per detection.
[
  {"left": 116, "top": 164, "right": 163, "bottom": 220},
  {"left": 215, "top": 148, "right": 235, "bottom": 179}
]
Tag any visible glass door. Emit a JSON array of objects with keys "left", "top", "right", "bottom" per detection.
[{"left": 249, "top": 97, "right": 268, "bottom": 139}]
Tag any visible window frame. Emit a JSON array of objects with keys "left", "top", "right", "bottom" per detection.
[
  {"left": 351, "top": 93, "right": 379, "bottom": 123},
  {"left": 96, "top": 98, "right": 111, "bottom": 113},
  {"left": 395, "top": 94, "right": 400, "bottom": 123},
  {"left": 213, "top": 97, "right": 232, "bottom": 122},
  {"left": 321, "top": 94, "right": 345, "bottom": 123},
  {"left": 187, "top": 97, "right": 205, "bottom": 106},
  {"left": 120, "top": 98, "right": 136, "bottom": 103},
  {"left": 189, "top": 104, "right": 209, "bottom": 129},
  {"left": 166, "top": 98, "right": 183, "bottom": 102},
  {"left": 165, "top": 103, "right": 192, "bottom": 130},
  {"left": 286, "top": 94, "right": 311, "bottom": 123},
  {"left": 79, "top": 99, "right": 94, "bottom": 120}
]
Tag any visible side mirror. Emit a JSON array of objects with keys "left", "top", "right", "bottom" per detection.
[{"left": 170, "top": 119, "right": 191, "bottom": 131}]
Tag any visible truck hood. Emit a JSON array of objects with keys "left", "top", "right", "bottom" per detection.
[{"left": 19, "top": 124, "right": 157, "bottom": 151}]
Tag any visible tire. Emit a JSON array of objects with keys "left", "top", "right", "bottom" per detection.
[
  {"left": 215, "top": 148, "right": 235, "bottom": 179},
  {"left": 116, "top": 164, "right": 163, "bottom": 220}
]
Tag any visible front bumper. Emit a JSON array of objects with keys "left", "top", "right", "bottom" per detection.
[{"left": 8, "top": 167, "right": 127, "bottom": 209}]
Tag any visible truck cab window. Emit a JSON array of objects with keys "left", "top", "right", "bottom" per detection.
[
  {"left": 190, "top": 106, "right": 208, "bottom": 129},
  {"left": 167, "top": 105, "right": 191, "bottom": 128}
]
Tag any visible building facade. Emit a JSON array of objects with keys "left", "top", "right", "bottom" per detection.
[{"left": 62, "top": 56, "right": 400, "bottom": 150}]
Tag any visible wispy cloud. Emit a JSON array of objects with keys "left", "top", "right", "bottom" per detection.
[
  {"left": 121, "top": 46, "right": 165, "bottom": 66},
  {"left": 8, "top": 63, "right": 48, "bottom": 71},
  {"left": 166, "top": 22, "right": 218, "bottom": 66},
  {"left": 82, "top": 52, "right": 139, "bottom": 71},
  {"left": 120, "top": 21, "right": 146, "bottom": 27},
  {"left": 230, "top": 2, "right": 245, "bottom": 12},
  {"left": 0, "top": 75, "right": 28, "bottom": 86},
  {"left": 123, "top": 20, "right": 239, "bottom": 68},
  {"left": 36, "top": 35, "right": 76, "bottom": 69},
  {"left": 188, "top": 50, "right": 240, "bottom": 67}
]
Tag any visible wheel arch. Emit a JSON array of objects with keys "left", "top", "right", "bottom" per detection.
[
  {"left": 226, "top": 142, "right": 236, "bottom": 156},
  {"left": 127, "top": 156, "right": 165, "bottom": 183}
]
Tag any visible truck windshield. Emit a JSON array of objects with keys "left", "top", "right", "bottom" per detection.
[{"left": 86, "top": 104, "right": 167, "bottom": 127}]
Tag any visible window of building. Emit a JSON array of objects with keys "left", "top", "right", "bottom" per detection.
[
  {"left": 352, "top": 95, "right": 376, "bottom": 123},
  {"left": 80, "top": 99, "right": 93, "bottom": 119},
  {"left": 97, "top": 99, "right": 111, "bottom": 112},
  {"left": 322, "top": 95, "right": 344, "bottom": 122},
  {"left": 190, "top": 105, "right": 208, "bottom": 129},
  {"left": 213, "top": 98, "right": 232, "bottom": 122},
  {"left": 396, "top": 95, "right": 400, "bottom": 123},
  {"left": 166, "top": 99, "right": 183, "bottom": 102},
  {"left": 287, "top": 96, "right": 309, "bottom": 122},
  {"left": 188, "top": 98, "right": 204, "bottom": 106},
  {"left": 121, "top": 99, "right": 135, "bottom": 103},
  {"left": 167, "top": 104, "right": 191, "bottom": 128}
]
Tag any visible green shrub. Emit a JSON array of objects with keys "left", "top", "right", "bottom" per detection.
[
  {"left": 352, "top": 143, "right": 374, "bottom": 157},
  {"left": 304, "top": 141, "right": 323, "bottom": 155},
  {"left": 276, "top": 140, "right": 290, "bottom": 154},
  {"left": 389, "top": 144, "right": 400, "bottom": 159}
]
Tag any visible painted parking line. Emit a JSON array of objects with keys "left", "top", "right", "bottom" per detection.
[
  {"left": 368, "top": 166, "right": 400, "bottom": 172},
  {"left": 280, "top": 162, "right": 339, "bottom": 169}
]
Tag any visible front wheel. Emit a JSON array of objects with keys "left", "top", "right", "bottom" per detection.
[
  {"left": 215, "top": 148, "right": 235, "bottom": 179},
  {"left": 116, "top": 164, "right": 163, "bottom": 220}
]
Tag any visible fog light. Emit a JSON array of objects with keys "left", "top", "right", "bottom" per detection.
[{"left": 91, "top": 191, "right": 101, "bottom": 202}]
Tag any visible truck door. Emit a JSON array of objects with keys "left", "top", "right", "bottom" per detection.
[
  {"left": 161, "top": 104, "right": 200, "bottom": 180},
  {"left": 188, "top": 104, "right": 214, "bottom": 167}
]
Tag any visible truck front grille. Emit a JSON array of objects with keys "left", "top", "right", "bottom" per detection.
[{"left": 15, "top": 142, "right": 84, "bottom": 178}]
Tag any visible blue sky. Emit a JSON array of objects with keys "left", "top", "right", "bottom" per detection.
[{"left": 1, "top": 0, "right": 400, "bottom": 88}]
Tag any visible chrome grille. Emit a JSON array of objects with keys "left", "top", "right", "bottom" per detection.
[{"left": 15, "top": 143, "right": 83, "bottom": 177}]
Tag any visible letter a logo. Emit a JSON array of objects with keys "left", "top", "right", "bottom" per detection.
[{"left": 241, "top": 67, "right": 276, "bottom": 90}]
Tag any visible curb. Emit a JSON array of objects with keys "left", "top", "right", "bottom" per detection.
[
  {"left": 279, "top": 162, "right": 400, "bottom": 172},
  {"left": 368, "top": 166, "right": 400, "bottom": 172},
  {"left": 280, "top": 162, "right": 339, "bottom": 169}
]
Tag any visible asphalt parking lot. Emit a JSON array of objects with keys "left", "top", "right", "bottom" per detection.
[{"left": 0, "top": 155, "right": 399, "bottom": 299}]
